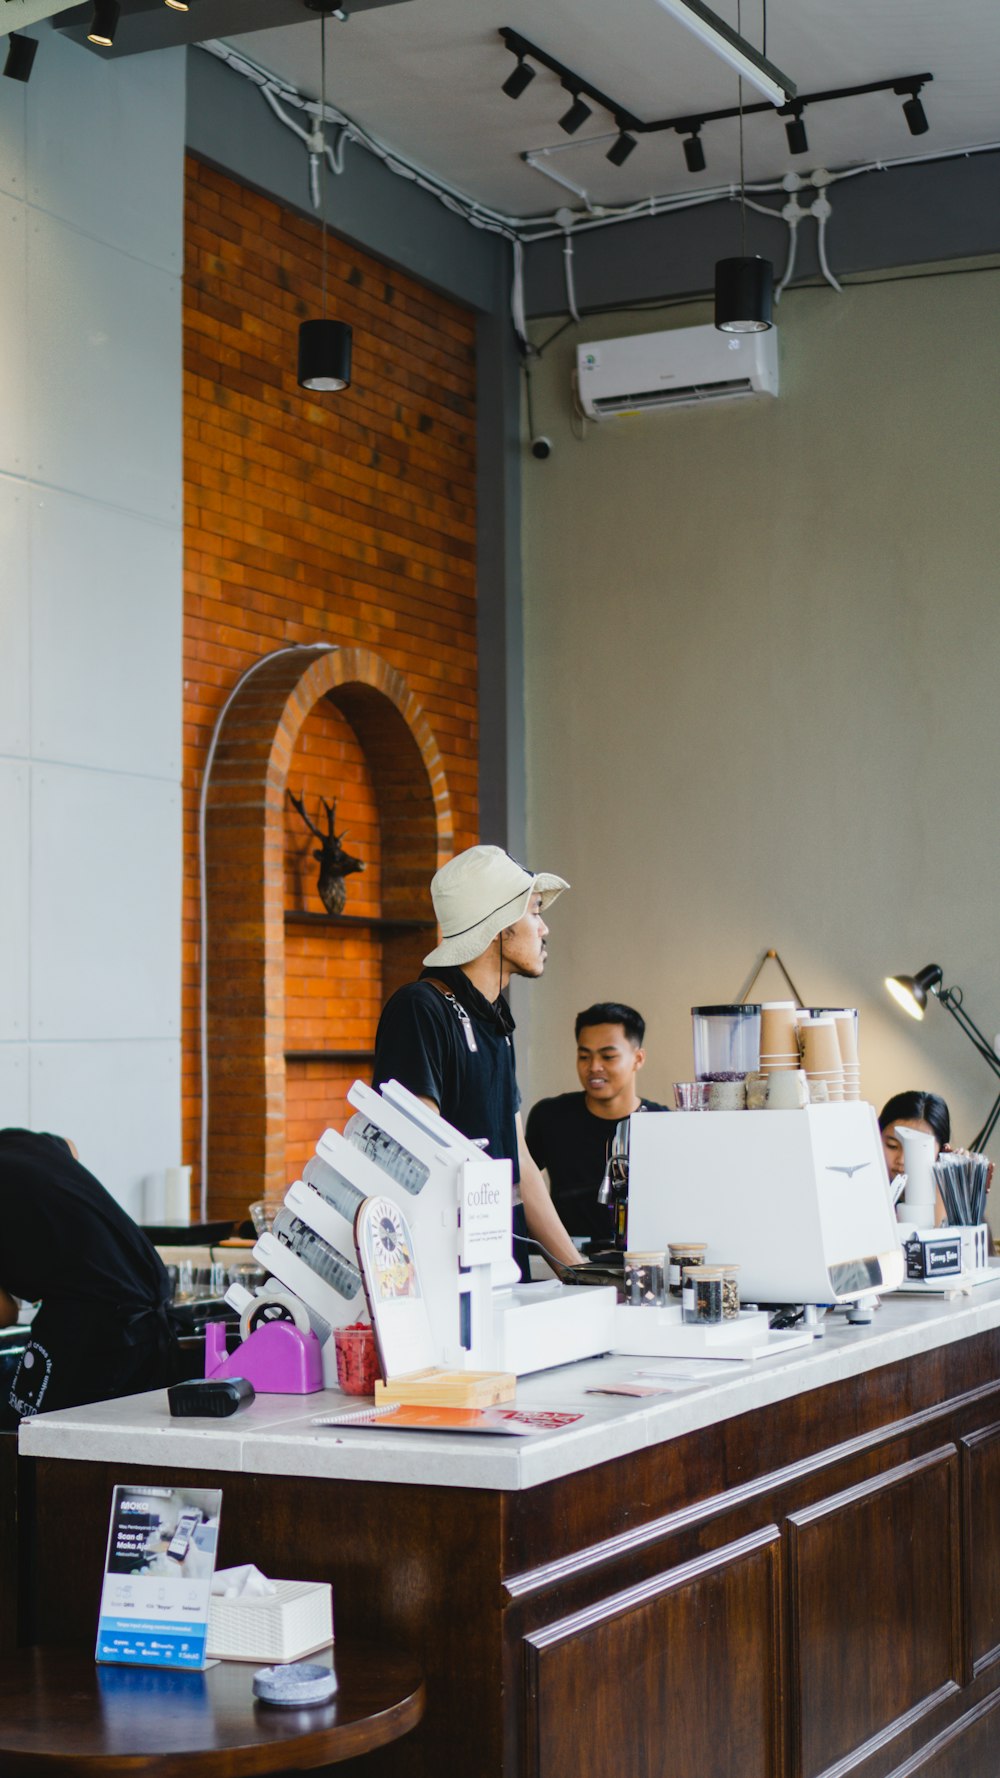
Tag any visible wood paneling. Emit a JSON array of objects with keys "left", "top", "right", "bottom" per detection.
[
  {"left": 787, "top": 1445, "right": 962, "bottom": 1778},
  {"left": 961, "top": 1421, "right": 1000, "bottom": 1678},
  {"left": 523, "top": 1528, "right": 782, "bottom": 1778}
]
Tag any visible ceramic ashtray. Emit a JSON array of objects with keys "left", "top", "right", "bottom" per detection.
[{"left": 252, "top": 1661, "right": 338, "bottom": 1707}]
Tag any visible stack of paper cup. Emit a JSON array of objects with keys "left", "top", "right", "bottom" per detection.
[
  {"left": 799, "top": 1017, "right": 844, "bottom": 1101},
  {"left": 758, "top": 1002, "right": 800, "bottom": 1074},
  {"left": 830, "top": 1010, "right": 860, "bottom": 1100}
]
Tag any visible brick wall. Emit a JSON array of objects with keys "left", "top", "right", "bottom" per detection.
[{"left": 183, "top": 155, "right": 479, "bottom": 1211}]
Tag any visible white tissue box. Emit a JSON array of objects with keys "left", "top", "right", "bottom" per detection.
[{"left": 207, "top": 1580, "right": 333, "bottom": 1663}]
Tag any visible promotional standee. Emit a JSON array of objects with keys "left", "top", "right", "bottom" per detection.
[{"left": 96, "top": 1485, "right": 222, "bottom": 1669}]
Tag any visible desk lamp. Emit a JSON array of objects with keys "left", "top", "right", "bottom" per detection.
[{"left": 885, "top": 964, "right": 1000, "bottom": 1151}]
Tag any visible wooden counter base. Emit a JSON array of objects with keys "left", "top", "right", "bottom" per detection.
[{"left": 21, "top": 1325, "right": 1000, "bottom": 1778}]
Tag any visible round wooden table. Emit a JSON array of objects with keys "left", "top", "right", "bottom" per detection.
[{"left": 0, "top": 1643, "right": 425, "bottom": 1776}]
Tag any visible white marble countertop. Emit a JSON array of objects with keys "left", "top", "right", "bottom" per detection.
[{"left": 19, "top": 1284, "right": 1000, "bottom": 1491}]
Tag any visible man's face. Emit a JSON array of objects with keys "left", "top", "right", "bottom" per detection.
[
  {"left": 502, "top": 895, "right": 549, "bottom": 978},
  {"left": 576, "top": 1024, "right": 644, "bottom": 1104}
]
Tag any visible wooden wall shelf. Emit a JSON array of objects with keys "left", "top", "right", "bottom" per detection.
[
  {"left": 284, "top": 911, "right": 433, "bottom": 933},
  {"left": 285, "top": 1050, "right": 376, "bottom": 1064}
]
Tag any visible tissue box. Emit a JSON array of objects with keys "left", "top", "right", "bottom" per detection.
[{"left": 207, "top": 1580, "right": 333, "bottom": 1663}]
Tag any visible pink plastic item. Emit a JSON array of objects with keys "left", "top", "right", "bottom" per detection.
[{"left": 204, "top": 1320, "right": 324, "bottom": 1394}]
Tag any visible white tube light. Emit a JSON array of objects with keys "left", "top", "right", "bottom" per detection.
[{"left": 651, "top": 0, "right": 796, "bottom": 105}]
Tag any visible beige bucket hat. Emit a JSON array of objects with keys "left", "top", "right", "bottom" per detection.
[{"left": 422, "top": 846, "right": 569, "bottom": 968}]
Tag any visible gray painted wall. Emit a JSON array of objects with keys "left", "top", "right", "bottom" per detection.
[{"left": 0, "top": 23, "right": 185, "bottom": 1213}]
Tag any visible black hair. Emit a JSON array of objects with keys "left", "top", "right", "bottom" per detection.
[
  {"left": 878, "top": 1090, "right": 951, "bottom": 1149},
  {"left": 574, "top": 1003, "right": 645, "bottom": 1046}
]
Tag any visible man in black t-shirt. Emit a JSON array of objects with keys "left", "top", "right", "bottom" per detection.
[
  {"left": 526, "top": 1003, "right": 667, "bottom": 1250},
  {"left": 372, "top": 845, "right": 583, "bottom": 1269},
  {"left": 0, "top": 1129, "right": 181, "bottom": 1423}
]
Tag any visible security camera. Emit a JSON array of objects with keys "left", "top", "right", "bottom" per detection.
[{"left": 530, "top": 436, "right": 552, "bottom": 460}]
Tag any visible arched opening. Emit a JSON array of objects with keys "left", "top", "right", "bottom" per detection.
[{"left": 203, "top": 645, "right": 453, "bottom": 1222}]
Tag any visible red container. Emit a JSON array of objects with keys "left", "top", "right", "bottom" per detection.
[{"left": 334, "top": 1322, "right": 380, "bottom": 1395}]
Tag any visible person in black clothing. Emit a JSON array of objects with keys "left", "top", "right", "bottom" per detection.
[
  {"left": 526, "top": 1003, "right": 667, "bottom": 1251},
  {"left": 371, "top": 844, "right": 582, "bottom": 1269},
  {"left": 0, "top": 1129, "right": 182, "bottom": 1424}
]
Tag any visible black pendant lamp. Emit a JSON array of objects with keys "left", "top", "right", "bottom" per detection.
[
  {"left": 714, "top": 50, "right": 773, "bottom": 333},
  {"left": 297, "top": 11, "right": 353, "bottom": 393}
]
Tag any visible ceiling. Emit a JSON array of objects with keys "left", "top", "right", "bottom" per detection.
[{"left": 218, "top": 0, "right": 1000, "bottom": 221}]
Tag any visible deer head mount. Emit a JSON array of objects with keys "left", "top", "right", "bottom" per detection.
[{"left": 287, "top": 791, "right": 365, "bottom": 916}]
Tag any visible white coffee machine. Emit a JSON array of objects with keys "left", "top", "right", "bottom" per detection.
[{"left": 626, "top": 1102, "right": 904, "bottom": 1307}]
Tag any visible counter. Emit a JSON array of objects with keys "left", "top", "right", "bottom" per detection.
[{"left": 16, "top": 1287, "right": 1000, "bottom": 1778}]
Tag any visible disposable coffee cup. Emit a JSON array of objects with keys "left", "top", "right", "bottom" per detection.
[
  {"left": 760, "top": 1002, "right": 799, "bottom": 1054},
  {"left": 801, "top": 1019, "right": 841, "bottom": 1073},
  {"left": 832, "top": 1011, "right": 859, "bottom": 1064}
]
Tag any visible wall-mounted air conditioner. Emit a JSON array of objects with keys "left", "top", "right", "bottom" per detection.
[{"left": 576, "top": 322, "right": 778, "bottom": 419}]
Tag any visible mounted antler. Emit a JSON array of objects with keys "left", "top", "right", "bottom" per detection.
[{"left": 287, "top": 790, "right": 365, "bottom": 916}]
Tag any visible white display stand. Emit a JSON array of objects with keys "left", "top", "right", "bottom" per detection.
[
  {"left": 249, "top": 1079, "right": 617, "bottom": 1381},
  {"left": 611, "top": 1302, "right": 813, "bottom": 1362}
]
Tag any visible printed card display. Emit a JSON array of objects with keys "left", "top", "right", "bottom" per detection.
[
  {"left": 458, "top": 1157, "right": 512, "bottom": 1267},
  {"left": 96, "top": 1484, "right": 222, "bottom": 1669}
]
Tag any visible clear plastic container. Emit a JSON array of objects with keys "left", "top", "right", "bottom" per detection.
[
  {"left": 693, "top": 1267, "right": 726, "bottom": 1324},
  {"left": 272, "top": 1207, "right": 362, "bottom": 1301},
  {"left": 668, "top": 1241, "right": 708, "bottom": 1298},
  {"left": 691, "top": 1004, "right": 760, "bottom": 1081},
  {"left": 344, "top": 1114, "right": 430, "bottom": 1197},
  {"left": 624, "top": 1251, "right": 667, "bottom": 1308}
]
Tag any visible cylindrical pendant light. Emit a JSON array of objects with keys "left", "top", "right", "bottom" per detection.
[
  {"left": 296, "top": 10, "right": 353, "bottom": 394},
  {"left": 298, "top": 319, "right": 352, "bottom": 391},
  {"left": 714, "top": 255, "right": 773, "bottom": 332}
]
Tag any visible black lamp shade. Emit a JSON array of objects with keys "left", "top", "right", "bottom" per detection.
[
  {"left": 714, "top": 256, "right": 774, "bottom": 333},
  {"left": 785, "top": 113, "right": 808, "bottom": 155},
  {"left": 298, "top": 318, "right": 352, "bottom": 392},
  {"left": 559, "top": 95, "right": 592, "bottom": 135},
  {"left": 606, "top": 131, "right": 637, "bottom": 168},
  {"left": 885, "top": 964, "right": 943, "bottom": 1021},
  {"left": 3, "top": 33, "right": 38, "bottom": 81},
  {"left": 87, "top": 0, "right": 120, "bottom": 44},
  {"left": 502, "top": 59, "right": 535, "bottom": 100},
  {"left": 903, "top": 94, "right": 929, "bottom": 136},
  {"left": 683, "top": 133, "right": 706, "bottom": 173}
]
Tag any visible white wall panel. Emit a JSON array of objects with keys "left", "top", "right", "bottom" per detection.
[
  {"left": 0, "top": 761, "right": 30, "bottom": 1040},
  {"left": 27, "top": 214, "right": 181, "bottom": 523},
  {"left": 30, "top": 1039, "right": 180, "bottom": 1218},
  {"left": 0, "top": 200, "right": 28, "bottom": 477},
  {"left": 0, "top": 65, "right": 26, "bottom": 200},
  {"left": 0, "top": 480, "right": 30, "bottom": 756},
  {"left": 30, "top": 764, "right": 181, "bottom": 1042},
  {"left": 30, "top": 489, "right": 181, "bottom": 778},
  {"left": 25, "top": 33, "right": 184, "bottom": 274},
  {"left": 0, "top": 1046, "right": 30, "bottom": 1128}
]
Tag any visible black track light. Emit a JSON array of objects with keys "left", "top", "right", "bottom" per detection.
[
  {"left": 502, "top": 57, "right": 535, "bottom": 101},
  {"left": 3, "top": 33, "right": 38, "bottom": 81},
  {"left": 714, "top": 256, "right": 774, "bottom": 333},
  {"left": 683, "top": 130, "right": 706, "bottom": 173},
  {"left": 87, "top": 0, "right": 120, "bottom": 44},
  {"left": 559, "top": 92, "right": 592, "bottom": 135},
  {"left": 606, "top": 130, "right": 637, "bottom": 168},
  {"left": 902, "top": 91, "right": 928, "bottom": 135},
  {"left": 785, "top": 108, "right": 808, "bottom": 154}
]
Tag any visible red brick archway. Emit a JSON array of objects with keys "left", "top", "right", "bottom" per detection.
[{"left": 203, "top": 645, "right": 454, "bottom": 1219}]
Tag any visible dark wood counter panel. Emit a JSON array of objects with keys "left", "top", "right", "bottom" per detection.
[{"left": 18, "top": 1321, "right": 1000, "bottom": 1778}]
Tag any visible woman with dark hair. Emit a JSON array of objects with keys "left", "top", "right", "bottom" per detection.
[{"left": 878, "top": 1091, "right": 951, "bottom": 1183}]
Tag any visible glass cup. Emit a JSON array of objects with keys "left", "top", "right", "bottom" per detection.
[{"left": 673, "top": 1081, "right": 711, "bottom": 1111}]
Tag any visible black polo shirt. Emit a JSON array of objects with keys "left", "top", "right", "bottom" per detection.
[
  {"left": 525, "top": 1092, "right": 668, "bottom": 1244},
  {"left": 372, "top": 967, "right": 521, "bottom": 1181}
]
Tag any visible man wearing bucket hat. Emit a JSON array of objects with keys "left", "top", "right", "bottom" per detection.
[{"left": 372, "top": 845, "right": 583, "bottom": 1269}]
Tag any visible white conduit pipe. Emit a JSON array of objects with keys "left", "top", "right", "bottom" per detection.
[
  {"left": 197, "top": 643, "right": 334, "bottom": 1218},
  {"left": 562, "top": 230, "right": 581, "bottom": 324}
]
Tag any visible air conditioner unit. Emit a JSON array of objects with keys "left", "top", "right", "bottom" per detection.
[{"left": 576, "top": 323, "right": 778, "bottom": 419}]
